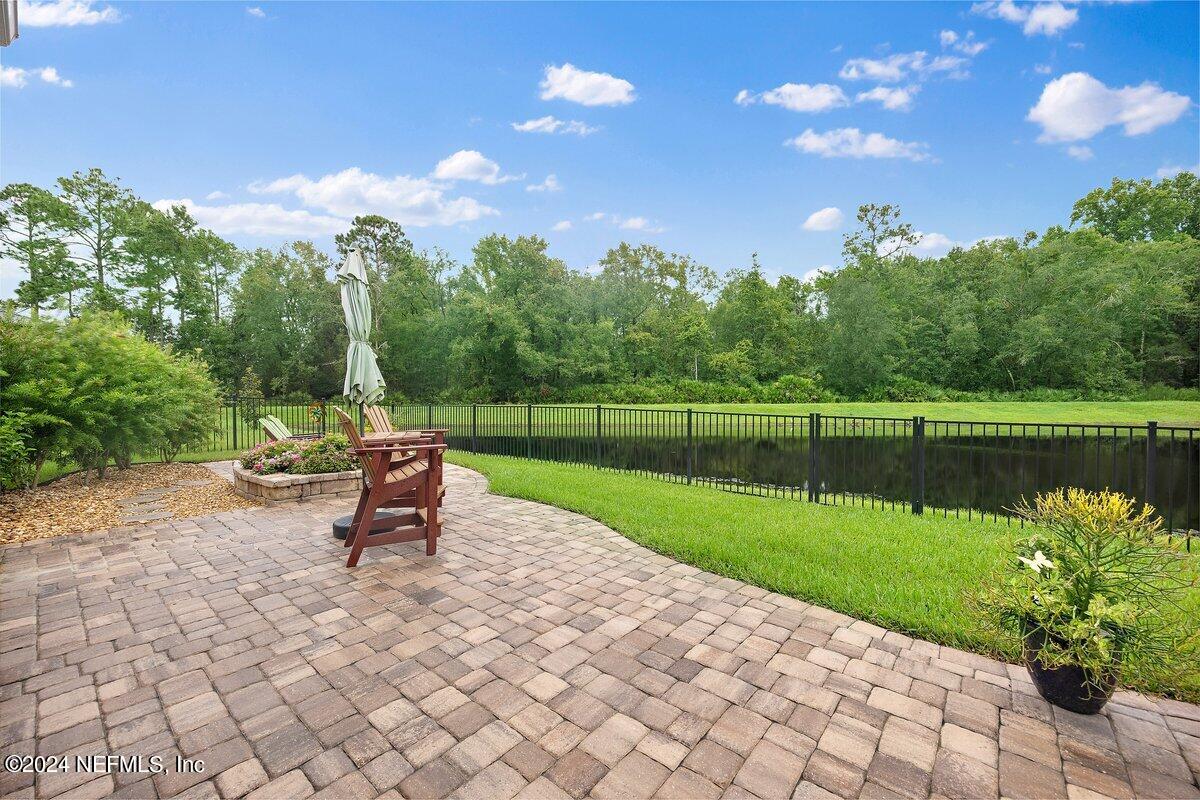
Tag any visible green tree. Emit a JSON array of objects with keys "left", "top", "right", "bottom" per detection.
[
  {"left": 55, "top": 168, "right": 139, "bottom": 310},
  {"left": 1071, "top": 173, "right": 1200, "bottom": 242},
  {"left": 0, "top": 183, "right": 73, "bottom": 318}
]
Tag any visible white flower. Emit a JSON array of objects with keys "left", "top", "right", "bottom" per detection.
[{"left": 1018, "top": 550, "right": 1055, "bottom": 574}]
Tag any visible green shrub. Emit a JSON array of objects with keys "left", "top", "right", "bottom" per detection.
[
  {"left": 763, "top": 374, "right": 837, "bottom": 403},
  {"left": 0, "top": 412, "right": 35, "bottom": 490},
  {"left": 0, "top": 312, "right": 221, "bottom": 484}
]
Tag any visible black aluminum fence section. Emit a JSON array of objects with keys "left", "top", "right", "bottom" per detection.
[{"left": 201, "top": 399, "right": 1198, "bottom": 542}]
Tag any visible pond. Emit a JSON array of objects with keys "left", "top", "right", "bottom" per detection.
[{"left": 462, "top": 431, "right": 1199, "bottom": 532}]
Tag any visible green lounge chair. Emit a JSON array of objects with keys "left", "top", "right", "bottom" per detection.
[{"left": 259, "top": 414, "right": 321, "bottom": 442}]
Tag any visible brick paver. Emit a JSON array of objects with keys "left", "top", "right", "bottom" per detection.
[{"left": 2, "top": 463, "right": 1198, "bottom": 799}]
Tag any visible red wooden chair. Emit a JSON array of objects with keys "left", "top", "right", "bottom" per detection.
[
  {"left": 333, "top": 407, "right": 446, "bottom": 567},
  {"left": 363, "top": 405, "right": 448, "bottom": 448}
]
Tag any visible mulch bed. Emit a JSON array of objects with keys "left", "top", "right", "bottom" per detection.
[{"left": 0, "top": 462, "right": 261, "bottom": 546}]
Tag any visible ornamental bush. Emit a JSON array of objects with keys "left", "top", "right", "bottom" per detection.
[
  {"left": 982, "top": 488, "right": 1198, "bottom": 693},
  {"left": 239, "top": 434, "right": 357, "bottom": 476},
  {"left": 0, "top": 312, "right": 221, "bottom": 486}
]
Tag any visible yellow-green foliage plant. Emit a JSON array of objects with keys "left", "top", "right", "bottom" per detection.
[{"left": 984, "top": 488, "right": 1198, "bottom": 702}]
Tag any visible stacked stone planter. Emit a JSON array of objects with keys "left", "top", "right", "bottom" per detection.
[{"left": 233, "top": 463, "right": 361, "bottom": 505}]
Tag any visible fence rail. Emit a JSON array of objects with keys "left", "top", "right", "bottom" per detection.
[{"left": 202, "top": 398, "right": 1199, "bottom": 541}]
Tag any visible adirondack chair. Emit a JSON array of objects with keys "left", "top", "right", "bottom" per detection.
[
  {"left": 333, "top": 407, "right": 445, "bottom": 567},
  {"left": 259, "top": 414, "right": 320, "bottom": 443},
  {"left": 363, "top": 404, "right": 448, "bottom": 447}
]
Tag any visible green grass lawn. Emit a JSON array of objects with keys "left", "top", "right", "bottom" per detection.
[{"left": 447, "top": 451, "right": 1200, "bottom": 700}]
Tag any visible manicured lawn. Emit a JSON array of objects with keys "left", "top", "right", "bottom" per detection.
[
  {"left": 645, "top": 401, "right": 1200, "bottom": 426},
  {"left": 447, "top": 451, "right": 1200, "bottom": 700}
]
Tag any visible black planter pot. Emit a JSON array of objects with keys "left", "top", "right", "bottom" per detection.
[{"left": 1023, "top": 626, "right": 1115, "bottom": 715}]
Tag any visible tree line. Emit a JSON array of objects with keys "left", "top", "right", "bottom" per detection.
[{"left": 3, "top": 169, "right": 1198, "bottom": 403}]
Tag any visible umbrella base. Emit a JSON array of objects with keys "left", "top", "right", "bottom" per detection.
[{"left": 332, "top": 510, "right": 404, "bottom": 540}]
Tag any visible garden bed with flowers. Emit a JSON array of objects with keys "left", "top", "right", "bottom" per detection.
[{"left": 233, "top": 435, "right": 362, "bottom": 504}]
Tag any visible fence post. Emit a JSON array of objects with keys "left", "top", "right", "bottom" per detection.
[
  {"left": 526, "top": 403, "right": 533, "bottom": 459},
  {"left": 1145, "top": 420, "right": 1158, "bottom": 512},
  {"left": 427, "top": 403, "right": 433, "bottom": 431},
  {"left": 686, "top": 408, "right": 694, "bottom": 485},
  {"left": 231, "top": 394, "right": 238, "bottom": 451},
  {"left": 471, "top": 405, "right": 478, "bottom": 453},
  {"left": 912, "top": 416, "right": 925, "bottom": 515},
  {"left": 595, "top": 405, "right": 602, "bottom": 469},
  {"left": 808, "top": 413, "right": 820, "bottom": 503}
]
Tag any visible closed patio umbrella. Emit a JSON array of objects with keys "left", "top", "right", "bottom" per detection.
[{"left": 337, "top": 248, "right": 386, "bottom": 409}]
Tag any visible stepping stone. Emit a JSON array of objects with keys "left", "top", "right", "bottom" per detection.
[
  {"left": 120, "top": 510, "right": 174, "bottom": 523},
  {"left": 173, "top": 480, "right": 214, "bottom": 488}
]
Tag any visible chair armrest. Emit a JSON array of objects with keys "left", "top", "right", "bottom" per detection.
[{"left": 353, "top": 443, "right": 447, "bottom": 454}]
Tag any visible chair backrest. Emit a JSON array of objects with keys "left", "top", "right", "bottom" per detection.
[
  {"left": 333, "top": 407, "right": 374, "bottom": 477},
  {"left": 364, "top": 405, "right": 393, "bottom": 435},
  {"left": 260, "top": 415, "right": 292, "bottom": 442}
]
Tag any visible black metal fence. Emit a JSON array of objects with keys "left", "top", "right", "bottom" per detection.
[{"left": 204, "top": 398, "right": 1199, "bottom": 540}]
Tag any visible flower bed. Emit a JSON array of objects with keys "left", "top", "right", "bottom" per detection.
[
  {"left": 240, "top": 435, "right": 357, "bottom": 475},
  {"left": 234, "top": 435, "right": 362, "bottom": 504}
]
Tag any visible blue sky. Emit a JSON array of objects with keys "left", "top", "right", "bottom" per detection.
[{"left": 2, "top": 0, "right": 1197, "bottom": 294}]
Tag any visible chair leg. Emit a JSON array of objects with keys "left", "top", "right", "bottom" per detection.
[
  {"left": 345, "top": 485, "right": 370, "bottom": 548},
  {"left": 347, "top": 496, "right": 379, "bottom": 568},
  {"left": 425, "top": 468, "right": 438, "bottom": 556}
]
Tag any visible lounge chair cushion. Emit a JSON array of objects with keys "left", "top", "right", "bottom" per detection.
[{"left": 261, "top": 415, "right": 292, "bottom": 440}]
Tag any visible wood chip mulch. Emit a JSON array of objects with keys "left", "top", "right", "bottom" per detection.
[{"left": 0, "top": 462, "right": 261, "bottom": 546}]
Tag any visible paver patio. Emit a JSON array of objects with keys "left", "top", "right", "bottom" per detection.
[{"left": 1, "top": 463, "right": 1198, "bottom": 800}]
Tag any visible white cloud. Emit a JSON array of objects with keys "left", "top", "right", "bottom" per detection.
[
  {"left": 551, "top": 220, "right": 573, "bottom": 232},
  {"left": 540, "top": 63, "right": 635, "bottom": 107},
  {"left": 786, "top": 128, "right": 930, "bottom": 161},
  {"left": 1, "top": 65, "right": 73, "bottom": 88},
  {"left": 21, "top": 0, "right": 119, "bottom": 26},
  {"left": 153, "top": 198, "right": 347, "bottom": 237},
  {"left": 971, "top": 1, "right": 1078, "bottom": 36},
  {"left": 1156, "top": 164, "right": 1198, "bottom": 179},
  {"left": 36, "top": 67, "right": 72, "bottom": 87},
  {"left": 855, "top": 85, "right": 918, "bottom": 111},
  {"left": 619, "top": 216, "right": 665, "bottom": 233},
  {"left": 205, "top": 190, "right": 230, "bottom": 201},
  {"left": 432, "top": 150, "right": 521, "bottom": 185},
  {"left": 511, "top": 116, "right": 598, "bottom": 136},
  {"left": 912, "top": 232, "right": 958, "bottom": 256},
  {"left": 735, "top": 83, "right": 849, "bottom": 113},
  {"left": 0, "top": 67, "right": 24, "bottom": 88},
  {"left": 1066, "top": 144, "right": 1094, "bottom": 161},
  {"left": 878, "top": 231, "right": 959, "bottom": 258},
  {"left": 1034, "top": 64, "right": 1053, "bottom": 75},
  {"left": 801, "top": 265, "right": 834, "bottom": 282},
  {"left": 839, "top": 51, "right": 968, "bottom": 82},
  {"left": 526, "top": 174, "right": 561, "bottom": 193},
  {"left": 802, "top": 207, "right": 844, "bottom": 231},
  {"left": 585, "top": 211, "right": 663, "bottom": 233},
  {"left": 248, "top": 167, "right": 498, "bottom": 227},
  {"left": 245, "top": 6, "right": 266, "bottom": 17},
  {"left": 1027, "top": 72, "right": 1192, "bottom": 142},
  {"left": 940, "top": 29, "right": 988, "bottom": 56}
]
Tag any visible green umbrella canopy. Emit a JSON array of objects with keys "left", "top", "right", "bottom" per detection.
[{"left": 337, "top": 248, "right": 386, "bottom": 406}]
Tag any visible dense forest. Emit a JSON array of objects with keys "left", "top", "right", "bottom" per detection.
[{"left": 2, "top": 169, "right": 1198, "bottom": 403}]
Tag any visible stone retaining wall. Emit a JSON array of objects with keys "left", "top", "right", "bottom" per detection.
[{"left": 233, "top": 463, "right": 361, "bottom": 504}]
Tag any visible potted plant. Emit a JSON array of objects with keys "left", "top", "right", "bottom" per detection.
[{"left": 984, "top": 488, "right": 1195, "bottom": 714}]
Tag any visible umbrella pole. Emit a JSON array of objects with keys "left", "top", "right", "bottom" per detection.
[{"left": 358, "top": 401, "right": 365, "bottom": 436}]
